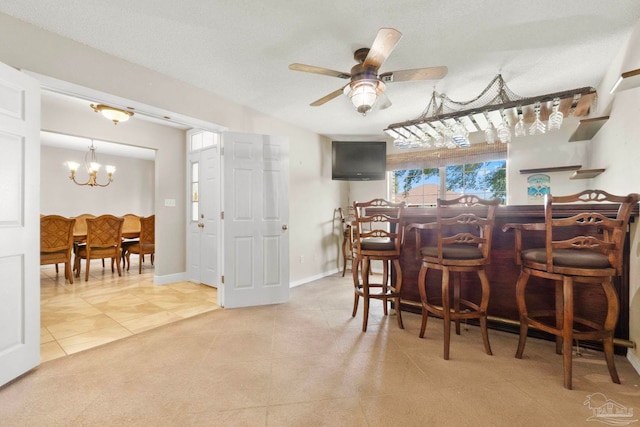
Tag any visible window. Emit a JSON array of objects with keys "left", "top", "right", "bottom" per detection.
[
  {"left": 391, "top": 160, "right": 506, "bottom": 205},
  {"left": 191, "top": 161, "right": 199, "bottom": 221},
  {"left": 189, "top": 131, "right": 218, "bottom": 151}
]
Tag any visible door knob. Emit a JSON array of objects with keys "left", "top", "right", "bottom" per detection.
[{"left": 282, "top": 224, "right": 288, "bottom": 230}]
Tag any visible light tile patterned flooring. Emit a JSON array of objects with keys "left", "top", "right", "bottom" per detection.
[
  {"left": 40, "top": 258, "right": 219, "bottom": 362},
  {"left": 5, "top": 270, "right": 640, "bottom": 425}
]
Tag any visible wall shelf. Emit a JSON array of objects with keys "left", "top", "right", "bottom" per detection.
[
  {"left": 568, "top": 116, "right": 609, "bottom": 142},
  {"left": 610, "top": 68, "right": 640, "bottom": 94},
  {"left": 519, "top": 165, "right": 582, "bottom": 174},
  {"left": 570, "top": 168, "right": 605, "bottom": 180}
]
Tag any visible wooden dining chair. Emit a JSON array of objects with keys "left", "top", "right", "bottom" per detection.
[
  {"left": 40, "top": 215, "right": 76, "bottom": 284},
  {"left": 71, "top": 213, "right": 95, "bottom": 240},
  {"left": 71, "top": 213, "right": 96, "bottom": 274},
  {"left": 503, "top": 190, "right": 639, "bottom": 389},
  {"left": 120, "top": 213, "right": 141, "bottom": 270},
  {"left": 74, "top": 214, "right": 124, "bottom": 281},
  {"left": 126, "top": 215, "right": 155, "bottom": 273}
]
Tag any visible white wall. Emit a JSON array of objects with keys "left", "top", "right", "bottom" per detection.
[
  {"left": 41, "top": 145, "right": 154, "bottom": 217},
  {"left": 507, "top": 116, "right": 590, "bottom": 205}
]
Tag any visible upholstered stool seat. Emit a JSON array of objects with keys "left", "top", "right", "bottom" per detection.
[
  {"left": 521, "top": 248, "right": 611, "bottom": 269},
  {"left": 420, "top": 245, "right": 483, "bottom": 260}
]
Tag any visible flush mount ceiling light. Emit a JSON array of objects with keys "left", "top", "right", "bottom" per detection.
[{"left": 90, "top": 103, "right": 134, "bottom": 125}]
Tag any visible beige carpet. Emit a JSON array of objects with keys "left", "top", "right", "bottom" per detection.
[{"left": 2, "top": 273, "right": 639, "bottom": 426}]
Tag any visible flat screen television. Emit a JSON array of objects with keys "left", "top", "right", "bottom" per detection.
[{"left": 332, "top": 141, "right": 386, "bottom": 181}]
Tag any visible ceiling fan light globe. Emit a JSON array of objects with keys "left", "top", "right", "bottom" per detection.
[{"left": 348, "top": 79, "right": 386, "bottom": 115}]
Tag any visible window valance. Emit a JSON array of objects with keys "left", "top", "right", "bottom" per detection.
[{"left": 386, "top": 142, "right": 507, "bottom": 171}]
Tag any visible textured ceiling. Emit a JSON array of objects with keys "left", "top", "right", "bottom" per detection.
[{"left": 1, "top": 1, "right": 640, "bottom": 141}]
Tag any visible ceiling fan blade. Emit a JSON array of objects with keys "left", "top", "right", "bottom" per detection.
[
  {"left": 310, "top": 86, "right": 347, "bottom": 106},
  {"left": 376, "top": 92, "right": 392, "bottom": 110},
  {"left": 380, "top": 66, "right": 448, "bottom": 83},
  {"left": 363, "top": 28, "right": 402, "bottom": 69},
  {"left": 289, "top": 63, "right": 351, "bottom": 79}
]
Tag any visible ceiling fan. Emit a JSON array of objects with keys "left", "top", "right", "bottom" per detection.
[{"left": 289, "top": 28, "right": 448, "bottom": 116}]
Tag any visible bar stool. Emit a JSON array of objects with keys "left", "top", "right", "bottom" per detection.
[
  {"left": 503, "top": 190, "right": 639, "bottom": 389},
  {"left": 351, "top": 199, "right": 405, "bottom": 332},
  {"left": 407, "top": 195, "right": 500, "bottom": 360},
  {"left": 338, "top": 206, "right": 355, "bottom": 277}
]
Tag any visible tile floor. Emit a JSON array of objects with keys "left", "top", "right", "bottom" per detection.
[
  {"left": 6, "top": 265, "right": 637, "bottom": 426},
  {"left": 40, "top": 258, "right": 219, "bottom": 362}
]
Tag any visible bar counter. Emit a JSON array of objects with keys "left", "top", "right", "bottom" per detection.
[{"left": 369, "top": 204, "right": 636, "bottom": 351}]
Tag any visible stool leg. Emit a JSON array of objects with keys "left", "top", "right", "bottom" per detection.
[
  {"left": 562, "top": 276, "right": 574, "bottom": 390},
  {"left": 341, "top": 232, "right": 348, "bottom": 277},
  {"left": 478, "top": 269, "right": 492, "bottom": 356},
  {"left": 362, "top": 257, "right": 370, "bottom": 332},
  {"left": 442, "top": 267, "right": 451, "bottom": 360},
  {"left": 418, "top": 263, "right": 429, "bottom": 338},
  {"left": 382, "top": 260, "right": 389, "bottom": 316},
  {"left": 515, "top": 270, "right": 530, "bottom": 359},
  {"left": 555, "top": 281, "right": 564, "bottom": 355},
  {"left": 351, "top": 256, "right": 360, "bottom": 318},
  {"left": 601, "top": 278, "right": 621, "bottom": 384},
  {"left": 453, "top": 272, "right": 461, "bottom": 335},
  {"left": 393, "top": 258, "right": 403, "bottom": 329}
]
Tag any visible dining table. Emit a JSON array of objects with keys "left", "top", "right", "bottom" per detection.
[{"left": 73, "top": 226, "right": 140, "bottom": 241}]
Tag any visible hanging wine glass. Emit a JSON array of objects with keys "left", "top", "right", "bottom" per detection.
[
  {"left": 418, "top": 134, "right": 432, "bottom": 149},
  {"left": 432, "top": 133, "right": 444, "bottom": 148},
  {"left": 547, "top": 98, "right": 563, "bottom": 131},
  {"left": 529, "top": 103, "right": 546, "bottom": 135},
  {"left": 514, "top": 112, "right": 526, "bottom": 137},
  {"left": 497, "top": 112, "right": 511, "bottom": 143},
  {"left": 451, "top": 121, "right": 470, "bottom": 147},
  {"left": 393, "top": 138, "right": 409, "bottom": 148},
  {"left": 484, "top": 112, "right": 496, "bottom": 144},
  {"left": 441, "top": 125, "right": 454, "bottom": 148}
]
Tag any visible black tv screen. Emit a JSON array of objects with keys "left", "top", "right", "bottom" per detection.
[{"left": 332, "top": 141, "right": 387, "bottom": 181}]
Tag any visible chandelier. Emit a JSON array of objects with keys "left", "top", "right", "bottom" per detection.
[
  {"left": 90, "top": 103, "right": 134, "bottom": 125},
  {"left": 66, "top": 141, "right": 115, "bottom": 187},
  {"left": 385, "top": 75, "right": 596, "bottom": 150}
]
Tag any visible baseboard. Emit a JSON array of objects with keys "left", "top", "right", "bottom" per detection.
[
  {"left": 154, "top": 271, "right": 188, "bottom": 285},
  {"left": 627, "top": 349, "right": 640, "bottom": 376},
  {"left": 290, "top": 268, "right": 340, "bottom": 288}
]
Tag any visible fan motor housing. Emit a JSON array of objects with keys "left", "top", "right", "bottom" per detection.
[{"left": 350, "top": 63, "right": 378, "bottom": 82}]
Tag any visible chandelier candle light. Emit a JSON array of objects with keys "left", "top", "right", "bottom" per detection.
[{"left": 66, "top": 141, "right": 115, "bottom": 187}]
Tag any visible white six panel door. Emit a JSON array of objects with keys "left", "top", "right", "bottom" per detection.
[
  {"left": 0, "top": 62, "right": 40, "bottom": 386},
  {"left": 222, "top": 132, "right": 289, "bottom": 308}
]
